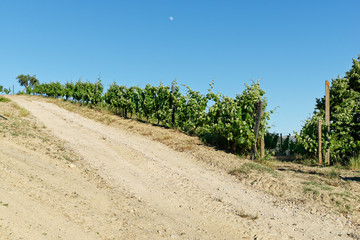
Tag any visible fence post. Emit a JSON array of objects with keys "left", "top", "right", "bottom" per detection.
[
  {"left": 318, "top": 119, "right": 322, "bottom": 165},
  {"left": 325, "top": 80, "right": 330, "bottom": 165},
  {"left": 250, "top": 101, "right": 263, "bottom": 160}
]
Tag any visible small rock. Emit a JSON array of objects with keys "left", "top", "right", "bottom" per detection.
[{"left": 68, "top": 164, "right": 76, "bottom": 168}]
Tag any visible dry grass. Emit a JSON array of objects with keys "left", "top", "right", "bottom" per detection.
[
  {"left": 39, "top": 96, "right": 199, "bottom": 153},
  {"left": 19, "top": 108, "right": 30, "bottom": 117},
  {"left": 10, "top": 102, "right": 30, "bottom": 117},
  {"left": 11, "top": 102, "right": 21, "bottom": 109},
  {"left": 0, "top": 98, "right": 79, "bottom": 163},
  {"left": 175, "top": 144, "right": 195, "bottom": 152},
  {"left": 349, "top": 154, "right": 360, "bottom": 170},
  {"left": 229, "top": 162, "right": 278, "bottom": 177},
  {"left": 153, "top": 134, "right": 171, "bottom": 142}
]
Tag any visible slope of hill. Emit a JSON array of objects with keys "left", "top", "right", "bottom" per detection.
[{"left": 0, "top": 95, "right": 359, "bottom": 239}]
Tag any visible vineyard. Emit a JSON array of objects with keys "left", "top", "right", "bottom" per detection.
[
  {"left": 28, "top": 80, "right": 270, "bottom": 156},
  {"left": 295, "top": 56, "right": 360, "bottom": 166},
  {"left": 12, "top": 55, "right": 360, "bottom": 166},
  {"left": 0, "top": 85, "right": 11, "bottom": 95}
]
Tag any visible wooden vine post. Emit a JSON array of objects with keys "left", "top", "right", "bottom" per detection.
[
  {"left": 261, "top": 132, "right": 265, "bottom": 159},
  {"left": 325, "top": 80, "right": 330, "bottom": 165},
  {"left": 124, "top": 86, "right": 128, "bottom": 119},
  {"left": 318, "top": 119, "right": 322, "bottom": 165},
  {"left": 171, "top": 83, "right": 175, "bottom": 126},
  {"left": 250, "top": 101, "right": 263, "bottom": 160}
]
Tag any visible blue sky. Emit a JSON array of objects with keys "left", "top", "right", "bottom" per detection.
[{"left": 1, "top": 0, "right": 359, "bottom": 134}]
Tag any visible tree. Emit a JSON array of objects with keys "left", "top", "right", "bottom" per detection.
[{"left": 16, "top": 74, "right": 39, "bottom": 93}]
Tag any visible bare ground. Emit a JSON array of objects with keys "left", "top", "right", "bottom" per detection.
[{"left": 0, "top": 95, "right": 359, "bottom": 239}]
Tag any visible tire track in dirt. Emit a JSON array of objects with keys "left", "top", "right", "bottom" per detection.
[{"left": 12, "top": 97, "right": 356, "bottom": 239}]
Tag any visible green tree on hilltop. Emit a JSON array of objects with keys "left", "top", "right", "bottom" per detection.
[{"left": 16, "top": 74, "right": 39, "bottom": 93}]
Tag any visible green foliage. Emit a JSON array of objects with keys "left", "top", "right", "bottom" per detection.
[
  {"left": 64, "top": 82, "right": 75, "bottom": 100},
  {"left": 264, "top": 132, "right": 279, "bottom": 150},
  {"left": 264, "top": 133, "right": 297, "bottom": 156},
  {"left": 4, "top": 88, "right": 11, "bottom": 94},
  {"left": 296, "top": 55, "right": 360, "bottom": 165},
  {"left": 280, "top": 135, "right": 290, "bottom": 155},
  {"left": 348, "top": 56, "right": 360, "bottom": 92},
  {"left": 202, "top": 81, "right": 269, "bottom": 154},
  {"left": 0, "top": 85, "right": 11, "bottom": 95},
  {"left": 103, "top": 83, "right": 129, "bottom": 116},
  {"left": 278, "top": 134, "right": 296, "bottom": 155},
  {"left": 73, "top": 79, "right": 103, "bottom": 104},
  {"left": 141, "top": 84, "right": 156, "bottom": 120},
  {"left": 35, "top": 82, "right": 63, "bottom": 98},
  {"left": 32, "top": 78, "right": 270, "bottom": 156},
  {"left": 33, "top": 79, "right": 103, "bottom": 105},
  {"left": 153, "top": 83, "right": 171, "bottom": 124},
  {"left": 295, "top": 114, "right": 330, "bottom": 159},
  {"left": 16, "top": 74, "right": 39, "bottom": 93},
  {"left": 177, "top": 85, "right": 208, "bottom": 133}
]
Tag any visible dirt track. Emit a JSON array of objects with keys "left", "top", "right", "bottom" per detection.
[{"left": 1, "top": 96, "right": 358, "bottom": 239}]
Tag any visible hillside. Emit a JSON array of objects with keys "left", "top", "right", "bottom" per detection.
[{"left": 0, "top": 95, "right": 359, "bottom": 239}]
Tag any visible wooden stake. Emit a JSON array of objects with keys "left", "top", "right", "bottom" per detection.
[
  {"left": 261, "top": 132, "right": 265, "bottom": 159},
  {"left": 318, "top": 119, "right": 322, "bottom": 165},
  {"left": 325, "top": 80, "right": 330, "bottom": 165},
  {"left": 171, "top": 84, "right": 175, "bottom": 126},
  {"left": 250, "top": 101, "right": 263, "bottom": 160},
  {"left": 124, "top": 86, "right": 128, "bottom": 119}
]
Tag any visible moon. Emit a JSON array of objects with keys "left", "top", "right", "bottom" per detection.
[{"left": 169, "top": 16, "right": 174, "bottom": 21}]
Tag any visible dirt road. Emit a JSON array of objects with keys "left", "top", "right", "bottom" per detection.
[{"left": 2, "top": 96, "right": 358, "bottom": 239}]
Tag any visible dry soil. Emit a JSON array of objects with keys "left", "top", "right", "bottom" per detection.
[{"left": 0, "top": 95, "right": 359, "bottom": 240}]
